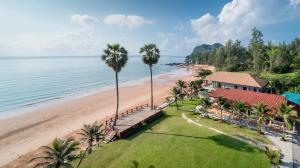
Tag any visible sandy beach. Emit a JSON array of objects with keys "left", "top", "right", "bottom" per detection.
[{"left": 0, "top": 66, "right": 204, "bottom": 168}]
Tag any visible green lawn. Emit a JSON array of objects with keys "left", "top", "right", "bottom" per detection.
[{"left": 74, "top": 100, "right": 271, "bottom": 168}]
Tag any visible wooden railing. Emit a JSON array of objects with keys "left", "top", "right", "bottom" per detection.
[{"left": 102, "top": 104, "right": 150, "bottom": 133}]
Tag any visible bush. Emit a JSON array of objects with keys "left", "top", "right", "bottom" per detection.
[
  {"left": 198, "top": 69, "right": 213, "bottom": 78},
  {"left": 265, "top": 145, "right": 281, "bottom": 166}
]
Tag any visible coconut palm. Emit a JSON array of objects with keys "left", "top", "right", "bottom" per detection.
[
  {"left": 276, "top": 101, "right": 298, "bottom": 136},
  {"left": 140, "top": 44, "right": 160, "bottom": 110},
  {"left": 176, "top": 80, "right": 187, "bottom": 103},
  {"left": 216, "top": 96, "right": 227, "bottom": 122},
  {"left": 199, "top": 97, "right": 211, "bottom": 110},
  {"left": 170, "top": 86, "right": 180, "bottom": 110},
  {"left": 102, "top": 44, "right": 128, "bottom": 126},
  {"left": 77, "top": 122, "right": 104, "bottom": 168},
  {"left": 232, "top": 100, "right": 248, "bottom": 124},
  {"left": 252, "top": 102, "right": 271, "bottom": 134},
  {"left": 31, "top": 138, "right": 79, "bottom": 168},
  {"left": 188, "top": 81, "right": 196, "bottom": 99}
]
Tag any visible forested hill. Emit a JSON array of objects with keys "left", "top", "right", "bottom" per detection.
[
  {"left": 185, "top": 43, "right": 223, "bottom": 64},
  {"left": 191, "top": 43, "right": 223, "bottom": 54},
  {"left": 185, "top": 27, "right": 300, "bottom": 94}
]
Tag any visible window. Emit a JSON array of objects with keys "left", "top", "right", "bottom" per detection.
[
  {"left": 234, "top": 85, "right": 238, "bottom": 89},
  {"left": 253, "top": 88, "right": 257, "bottom": 92},
  {"left": 243, "top": 86, "right": 247, "bottom": 90}
]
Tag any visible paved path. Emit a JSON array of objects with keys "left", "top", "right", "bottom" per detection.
[
  {"left": 264, "top": 131, "right": 293, "bottom": 168},
  {"left": 293, "top": 123, "right": 300, "bottom": 168}
]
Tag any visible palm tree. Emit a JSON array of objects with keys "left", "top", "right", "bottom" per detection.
[
  {"left": 170, "top": 86, "right": 180, "bottom": 110},
  {"left": 188, "top": 81, "right": 196, "bottom": 99},
  {"left": 216, "top": 96, "right": 227, "bottom": 122},
  {"left": 31, "top": 138, "right": 79, "bottom": 168},
  {"left": 252, "top": 102, "right": 271, "bottom": 134},
  {"left": 176, "top": 80, "right": 187, "bottom": 103},
  {"left": 199, "top": 97, "right": 211, "bottom": 110},
  {"left": 102, "top": 44, "right": 128, "bottom": 127},
  {"left": 276, "top": 101, "right": 298, "bottom": 137},
  {"left": 140, "top": 44, "right": 160, "bottom": 110},
  {"left": 232, "top": 100, "right": 247, "bottom": 124},
  {"left": 77, "top": 122, "right": 104, "bottom": 168}
]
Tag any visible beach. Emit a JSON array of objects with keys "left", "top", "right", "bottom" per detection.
[{"left": 0, "top": 67, "right": 200, "bottom": 168}]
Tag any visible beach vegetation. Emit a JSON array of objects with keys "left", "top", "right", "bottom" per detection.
[
  {"left": 77, "top": 122, "right": 104, "bottom": 168},
  {"left": 31, "top": 138, "right": 79, "bottom": 168},
  {"left": 102, "top": 44, "right": 128, "bottom": 127},
  {"left": 140, "top": 44, "right": 160, "bottom": 110}
]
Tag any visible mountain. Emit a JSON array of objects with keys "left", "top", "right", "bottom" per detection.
[
  {"left": 190, "top": 43, "right": 223, "bottom": 55},
  {"left": 185, "top": 43, "right": 223, "bottom": 64}
]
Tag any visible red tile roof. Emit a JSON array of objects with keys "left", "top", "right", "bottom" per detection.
[{"left": 208, "top": 88, "right": 285, "bottom": 110}]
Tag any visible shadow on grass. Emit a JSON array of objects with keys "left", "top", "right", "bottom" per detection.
[
  {"left": 130, "top": 160, "right": 155, "bottom": 168},
  {"left": 144, "top": 131, "right": 256, "bottom": 153}
]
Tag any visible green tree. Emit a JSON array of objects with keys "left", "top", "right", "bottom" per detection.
[
  {"left": 77, "top": 122, "right": 104, "bottom": 168},
  {"left": 232, "top": 100, "right": 247, "bottom": 122},
  {"left": 31, "top": 138, "right": 79, "bottom": 168},
  {"left": 249, "top": 27, "right": 265, "bottom": 72},
  {"left": 252, "top": 102, "right": 271, "bottom": 134},
  {"left": 140, "top": 44, "right": 160, "bottom": 110},
  {"left": 170, "top": 86, "right": 180, "bottom": 110},
  {"left": 102, "top": 44, "right": 128, "bottom": 127},
  {"left": 216, "top": 96, "right": 227, "bottom": 122},
  {"left": 199, "top": 97, "right": 211, "bottom": 110},
  {"left": 176, "top": 80, "right": 187, "bottom": 103},
  {"left": 276, "top": 101, "right": 298, "bottom": 136},
  {"left": 198, "top": 69, "right": 212, "bottom": 78}
]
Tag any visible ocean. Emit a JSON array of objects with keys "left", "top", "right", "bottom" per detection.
[{"left": 0, "top": 56, "right": 184, "bottom": 115}]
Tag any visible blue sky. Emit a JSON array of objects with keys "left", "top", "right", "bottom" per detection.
[{"left": 0, "top": 0, "right": 300, "bottom": 56}]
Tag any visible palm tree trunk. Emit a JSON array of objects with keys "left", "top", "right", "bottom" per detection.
[
  {"left": 76, "top": 147, "right": 89, "bottom": 168},
  {"left": 175, "top": 99, "right": 178, "bottom": 110},
  {"left": 150, "top": 65, "right": 154, "bottom": 110},
  {"left": 113, "top": 72, "right": 119, "bottom": 127},
  {"left": 220, "top": 109, "right": 223, "bottom": 122}
]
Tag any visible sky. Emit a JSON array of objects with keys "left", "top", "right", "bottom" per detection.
[{"left": 0, "top": 0, "right": 300, "bottom": 56}]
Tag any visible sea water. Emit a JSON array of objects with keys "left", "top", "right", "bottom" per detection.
[{"left": 0, "top": 56, "right": 184, "bottom": 115}]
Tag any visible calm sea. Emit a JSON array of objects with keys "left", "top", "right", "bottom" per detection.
[{"left": 0, "top": 56, "right": 184, "bottom": 115}]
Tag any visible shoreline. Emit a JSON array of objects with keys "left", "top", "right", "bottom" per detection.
[
  {"left": 0, "top": 68, "right": 188, "bottom": 119},
  {"left": 0, "top": 66, "right": 200, "bottom": 167}
]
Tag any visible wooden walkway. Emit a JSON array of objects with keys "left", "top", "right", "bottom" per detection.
[{"left": 103, "top": 105, "right": 163, "bottom": 140}]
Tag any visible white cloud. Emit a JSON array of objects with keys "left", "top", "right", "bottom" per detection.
[
  {"left": 103, "top": 14, "right": 153, "bottom": 28},
  {"left": 71, "top": 14, "right": 98, "bottom": 27},
  {"left": 190, "top": 0, "right": 300, "bottom": 44}
]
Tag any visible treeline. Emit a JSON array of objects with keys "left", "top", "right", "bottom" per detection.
[
  {"left": 186, "top": 27, "right": 300, "bottom": 73},
  {"left": 185, "top": 27, "right": 300, "bottom": 93}
]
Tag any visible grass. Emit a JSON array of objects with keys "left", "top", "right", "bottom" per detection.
[
  {"left": 74, "top": 99, "right": 271, "bottom": 168},
  {"left": 177, "top": 99, "right": 272, "bottom": 144}
]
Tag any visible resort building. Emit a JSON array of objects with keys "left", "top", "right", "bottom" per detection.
[
  {"left": 208, "top": 88, "right": 300, "bottom": 115},
  {"left": 204, "top": 72, "right": 266, "bottom": 92}
]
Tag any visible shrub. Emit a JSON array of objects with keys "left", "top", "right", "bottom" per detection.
[{"left": 265, "top": 145, "right": 281, "bottom": 166}]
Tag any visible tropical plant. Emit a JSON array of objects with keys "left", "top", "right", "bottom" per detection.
[
  {"left": 252, "top": 102, "right": 271, "bottom": 134},
  {"left": 102, "top": 44, "right": 128, "bottom": 127},
  {"left": 140, "top": 44, "right": 160, "bottom": 110},
  {"left": 232, "top": 100, "right": 248, "bottom": 124},
  {"left": 276, "top": 101, "right": 298, "bottom": 137},
  {"left": 199, "top": 97, "right": 211, "bottom": 110},
  {"left": 198, "top": 69, "right": 212, "bottom": 78},
  {"left": 188, "top": 81, "right": 197, "bottom": 99},
  {"left": 216, "top": 96, "right": 227, "bottom": 122},
  {"left": 76, "top": 122, "right": 104, "bottom": 168},
  {"left": 176, "top": 80, "right": 187, "bottom": 103},
  {"left": 170, "top": 86, "right": 180, "bottom": 110},
  {"left": 31, "top": 138, "right": 79, "bottom": 168}
]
